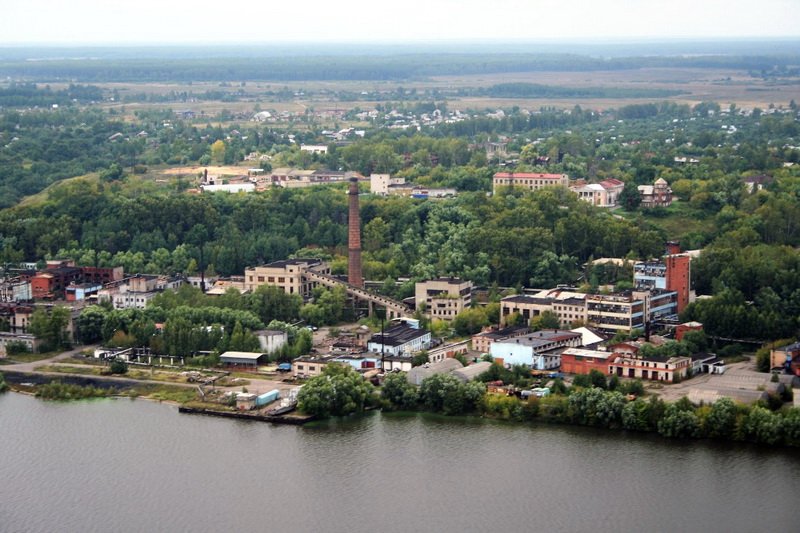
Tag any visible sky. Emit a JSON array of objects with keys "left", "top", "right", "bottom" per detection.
[{"left": 2, "top": 0, "right": 799, "bottom": 45}]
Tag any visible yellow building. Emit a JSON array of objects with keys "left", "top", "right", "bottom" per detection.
[{"left": 244, "top": 259, "right": 330, "bottom": 298}]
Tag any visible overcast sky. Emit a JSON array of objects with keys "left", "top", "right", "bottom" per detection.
[{"left": 2, "top": 0, "right": 799, "bottom": 45}]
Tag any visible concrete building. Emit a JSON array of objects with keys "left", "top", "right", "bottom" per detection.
[
  {"left": 255, "top": 329, "right": 288, "bottom": 355},
  {"left": 490, "top": 329, "right": 582, "bottom": 369},
  {"left": 426, "top": 340, "right": 470, "bottom": 364},
  {"left": 500, "top": 288, "right": 587, "bottom": 328},
  {"left": 0, "top": 277, "right": 32, "bottom": 302},
  {"left": 599, "top": 178, "right": 625, "bottom": 206},
  {"left": 200, "top": 183, "right": 256, "bottom": 193},
  {"left": 585, "top": 293, "right": 645, "bottom": 334},
  {"left": 369, "top": 173, "right": 405, "bottom": 195},
  {"left": 292, "top": 355, "right": 333, "bottom": 378},
  {"left": 609, "top": 352, "right": 692, "bottom": 382},
  {"left": 367, "top": 322, "right": 431, "bottom": 357},
  {"left": 0, "top": 332, "right": 40, "bottom": 357},
  {"left": 493, "top": 172, "right": 569, "bottom": 194},
  {"left": 65, "top": 282, "right": 102, "bottom": 302},
  {"left": 472, "top": 326, "right": 531, "bottom": 354},
  {"left": 244, "top": 259, "right": 330, "bottom": 298},
  {"left": 570, "top": 183, "right": 609, "bottom": 206},
  {"left": 331, "top": 353, "right": 382, "bottom": 372},
  {"left": 107, "top": 275, "right": 183, "bottom": 310},
  {"left": 415, "top": 278, "right": 472, "bottom": 322},
  {"left": 382, "top": 355, "right": 414, "bottom": 372}
]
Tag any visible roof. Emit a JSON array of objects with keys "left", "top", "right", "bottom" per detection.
[
  {"left": 776, "top": 341, "right": 800, "bottom": 352},
  {"left": 262, "top": 258, "right": 323, "bottom": 268},
  {"left": 220, "top": 351, "right": 263, "bottom": 361},
  {"left": 406, "top": 358, "right": 464, "bottom": 385},
  {"left": 494, "top": 172, "right": 566, "bottom": 180},
  {"left": 570, "top": 327, "right": 607, "bottom": 347},
  {"left": 599, "top": 178, "right": 625, "bottom": 188},
  {"left": 369, "top": 324, "right": 429, "bottom": 347},
  {"left": 562, "top": 348, "right": 616, "bottom": 360},
  {"left": 742, "top": 174, "right": 772, "bottom": 184},
  {"left": 474, "top": 325, "right": 530, "bottom": 341},
  {"left": 494, "top": 330, "right": 581, "bottom": 350},
  {"left": 453, "top": 361, "right": 493, "bottom": 381}
]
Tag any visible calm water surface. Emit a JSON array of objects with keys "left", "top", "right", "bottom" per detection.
[{"left": 1, "top": 392, "right": 799, "bottom": 533}]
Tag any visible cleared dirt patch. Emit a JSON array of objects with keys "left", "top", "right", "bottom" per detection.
[{"left": 161, "top": 165, "right": 250, "bottom": 177}]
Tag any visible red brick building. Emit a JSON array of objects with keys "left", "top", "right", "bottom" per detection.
[
  {"left": 675, "top": 321, "right": 703, "bottom": 341},
  {"left": 560, "top": 348, "right": 615, "bottom": 375},
  {"left": 665, "top": 242, "right": 691, "bottom": 314}
]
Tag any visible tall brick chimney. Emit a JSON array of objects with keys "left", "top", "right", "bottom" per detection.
[{"left": 348, "top": 177, "right": 363, "bottom": 287}]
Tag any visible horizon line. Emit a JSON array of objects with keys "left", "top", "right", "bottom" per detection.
[{"left": 1, "top": 36, "right": 800, "bottom": 48}]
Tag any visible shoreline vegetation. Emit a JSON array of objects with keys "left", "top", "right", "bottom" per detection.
[
  {"left": 3, "top": 366, "right": 799, "bottom": 447},
  {"left": 295, "top": 366, "right": 800, "bottom": 448}
]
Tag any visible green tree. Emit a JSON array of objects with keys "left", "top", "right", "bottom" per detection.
[
  {"left": 418, "top": 373, "right": 485, "bottom": 415},
  {"left": 28, "top": 306, "right": 71, "bottom": 352},
  {"left": 705, "top": 397, "right": 738, "bottom": 439},
  {"left": 658, "top": 404, "right": 700, "bottom": 439},
  {"left": 531, "top": 310, "right": 560, "bottom": 331},
  {"left": 76, "top": 306, "right": 108, "bottom": 344},
  {"left": 452, "top": 307, "right": 489, "bottom": 336},
  {"left": 381, "top": 372, "right": 419, "bottom": 410},
  {"left": 210, "top": 140, "right": 226, "bottom": 164},
  {"left": 619, "top": 181, "right": 641, "bottom": 211},
  {"left": 297, "top": 364, "right": 376, "bottom": 418}
]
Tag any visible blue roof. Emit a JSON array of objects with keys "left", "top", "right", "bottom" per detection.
[{"left": 277, "top": 363, "right": 292, "bottom": 370}]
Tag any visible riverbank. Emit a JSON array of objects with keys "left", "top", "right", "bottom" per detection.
[{"left": 178, "top": 406, "right": 313, "bottom": 425}]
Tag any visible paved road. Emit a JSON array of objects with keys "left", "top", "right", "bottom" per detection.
[{"left": 1, "top": 345, "right": 96, "bottom": 373}]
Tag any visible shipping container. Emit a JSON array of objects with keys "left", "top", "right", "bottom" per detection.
[{"left": 256, "top": 389, "right": 281, "bottom": 407}]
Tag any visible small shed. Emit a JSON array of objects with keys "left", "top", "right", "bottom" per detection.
[
  {"left": 220, "top": 351, "right": 264, "bottom": 368},
  {"left": 236, "top": 393, "right": 257, "bottom": 411}
]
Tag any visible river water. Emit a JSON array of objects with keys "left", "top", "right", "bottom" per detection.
[{"left": 1, "top": 392, "right": 798, "bottom": 533}]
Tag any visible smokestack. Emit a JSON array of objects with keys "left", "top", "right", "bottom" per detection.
[
  {"left": 666, "top": 241, "right": 681, "bottom": 256},
  {"left": 348, "top": 177, "right": 363, "bottom": 288}
]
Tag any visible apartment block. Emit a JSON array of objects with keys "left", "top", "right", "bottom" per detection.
[{"left": 415, "top": 277, "right": 472, "bottom": 322}]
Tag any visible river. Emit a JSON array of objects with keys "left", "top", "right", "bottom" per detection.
[{"left": 1, "top": 392, "right": 798, "bottom": 532}]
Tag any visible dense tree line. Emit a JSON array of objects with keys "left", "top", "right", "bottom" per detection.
[
  {"left": 2, "top": 53, "right": 798, "bottom": 82},
  {"left": 381, "top": 370, "right": 800, "bottom": 447}
]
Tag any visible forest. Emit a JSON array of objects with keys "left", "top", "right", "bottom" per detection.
[
  {"left": 1, "top": 51, "right": 799, "bottom": 82},
  {"left": 1, "top": 83, "right": 799, "bottom": 343}
]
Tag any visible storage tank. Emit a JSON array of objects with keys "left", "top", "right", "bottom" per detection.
[{"left": 256, "top": 389, "right": 281, "bottom": 407}]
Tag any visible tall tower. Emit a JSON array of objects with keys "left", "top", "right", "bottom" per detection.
[
  {"left": 665, "top": 241, "right": 690, "bottom": 314},
  {"left": 348, "top": 177, "right": 363, "bottom": 288}
]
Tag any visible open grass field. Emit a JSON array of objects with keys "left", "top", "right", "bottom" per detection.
[{"left": 77, "top": 67, "right": 800, "bottom": 120}]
